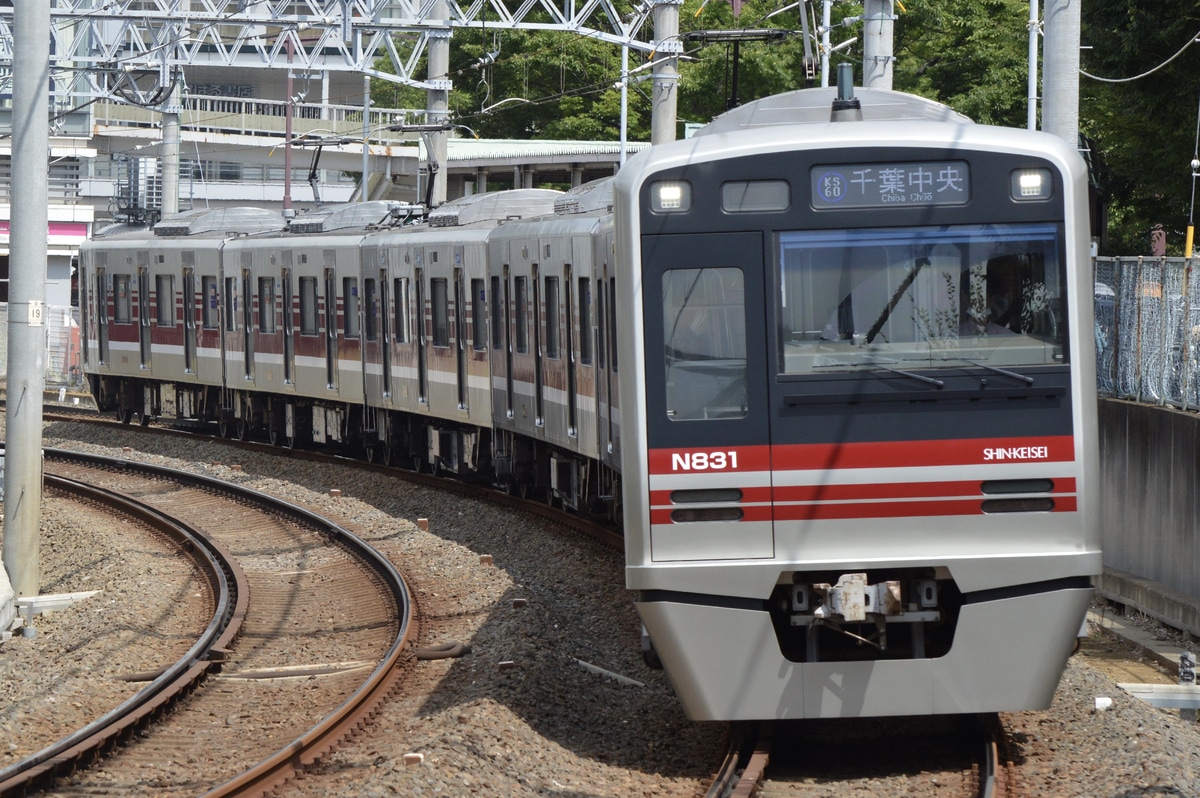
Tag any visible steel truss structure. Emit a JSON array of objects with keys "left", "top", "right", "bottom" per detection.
[{"left": 0, "top": 0, "right": 665, "bottom": 100}]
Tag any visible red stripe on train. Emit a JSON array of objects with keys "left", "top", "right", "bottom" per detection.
[{"left": 649, "top": 436, "right": 1075, "bottom": 475}]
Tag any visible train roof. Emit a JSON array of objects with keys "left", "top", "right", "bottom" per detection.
[
  {"left": 152, "top": 207, "right": 286, "bottom": 237},
  {"left": 288, "top": 201, "right": 413, "bottom": 234},
  {"left": 426, "top": 188, "right": 562, "bottom": 227},
  {"left": 695, "top": 86, "right": 971, "bottom": 136},
  {"left": 553, "top": 177, "right": 614, "bottom": 215}
]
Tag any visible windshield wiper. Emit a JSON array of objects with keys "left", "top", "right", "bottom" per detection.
[
  {"left": 815, "top": 356, "right": 944, "bottom": 388},
  {"left": 937, "top": 357, "right": 1035, "bottom": 385}
]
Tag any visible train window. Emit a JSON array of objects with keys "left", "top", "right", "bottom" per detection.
[
  {"left": 545, "top": 276, "right": 560, "bottom": 359},
  {"left": 776, "top": 222, "right": 1066, "bottom": 374},
  {"left": 300, "top": 277, "right": 318, "bottom": 335},
  {"left": 578, "top": 277, "right": 592, "bottom": 365},
  {"left": 394, "top": 277, "right": 410, "bottom": 344},
  {"left": 432, "top": 278, "right": 450, "bottom": 347},
  {"left": 224, "top": 277, "right": 238, "bottom": 331},
  {"left": 114, "top": 274, "right": 132, "bottom": 324},
  {"left": 609, "top": 277, "right": 618, "bottom": 373},
  {"left": 515, "top": 276, "right": 529, "bottom": 354},
  {"left": 364, "top": 278, "right": 378, "bottom": 342},
  {"left": 344, "top": 277, "right": 360, "bottom": 338},
  {"left": 155, "top": 274, "right": 174, "bottom": 326},
  {"left": 490, "top": 276, "right": 503, "bottom": 351},
  {"left": 472, "top": 279, "right": 487, "bottom": 351},
  {"left": 258, "top": 277, "right": 276, "bottom": 334},
  {"left": 199, "top": 276, "right": 217, "bottom": 329},
  {"left": 663, "top": 267, "right": 747, "bottom": 420},
  {"left": 596, "top": 279, "right": 607, "bottom": 369}
]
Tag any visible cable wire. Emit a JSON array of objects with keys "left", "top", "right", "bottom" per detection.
[{"left": 1081, "top": 26, "right": 1200, "bottom": 84}]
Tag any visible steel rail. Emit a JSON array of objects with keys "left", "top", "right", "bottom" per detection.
[
  {"left": 0, "top": 457, "right": 249, "bottom": 794},
  {"left": 1, "top": 448, "right": 415, "bottom": 797}
]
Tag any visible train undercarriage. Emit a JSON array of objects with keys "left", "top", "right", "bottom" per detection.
[{"left": 86, "top": 373, "right": 620, "bottom": 523}]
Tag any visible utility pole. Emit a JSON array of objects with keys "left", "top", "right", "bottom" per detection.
[
  {"left": 161, "top": 74, "right": 181, "bottom": 216},
  {"left": 651, "top": 0, "right": 682, "bottom": 145},
  {"left": 427, "top": 0, "right": 451, "bottom": 206},
  {"left": 362, "top": 74, "right": 371, "bottom": 201},
  {"left": 283, "top": 35, "right": 294, "bottom": 212},
  {"left": 5, "top": 0, "right": 49, "bottom": 601},
  {"left": 1027, "top": 0, "right": 1040, "bottom": 131},
  {"left": 862, "top": 0, "right": 894, "bottom": 90},
  {"left": 1041, "top": 0, "right": 1080, "bottom": 148}
]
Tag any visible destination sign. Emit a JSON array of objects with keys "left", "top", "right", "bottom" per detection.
[{"left": 811, "top": 161, "right": 970, "bottom": 209}]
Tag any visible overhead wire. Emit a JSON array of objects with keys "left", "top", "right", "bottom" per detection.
[{"left": 1080, "top": 26, "right": 1200, "bottom": 83}]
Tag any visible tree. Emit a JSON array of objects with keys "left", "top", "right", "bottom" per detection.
[
  {"left": 1079, "top": 3, "right": 1200, "bottom": 255},
  {"left": 892, "top": 0, "right": 1032, "bottom": 128},
  {"left": 374, "top": 26, "right": 652, "bottom": 141}
]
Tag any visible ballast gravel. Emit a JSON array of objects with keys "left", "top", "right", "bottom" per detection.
[{"left": 0, "top": 418, "right": 1196, "bottom": 797}]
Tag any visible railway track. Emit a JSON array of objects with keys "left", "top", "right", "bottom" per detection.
[
  {"left": 2, "top": 448, "right": 414, "bottom": 796},
  {"left": 41, "top": 406, "right": 625, "bottom": 552},
  {"left": 708, "top": 714, "right": 1009, "bottom": 798}
]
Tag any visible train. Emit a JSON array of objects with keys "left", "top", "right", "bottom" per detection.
[{"left": 80, "top": 78, "right": 1101, "bottom": 721}]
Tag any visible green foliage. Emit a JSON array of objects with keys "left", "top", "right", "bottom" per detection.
[
  {"left": 1080, "top": 3, "right": 1200, "bottom": 255},
  {"left": 892, "top": 0, "right": 1032, "bottom": 127},
  {"left": 373, "top": 26, "right": 652, "bottom": 141}
]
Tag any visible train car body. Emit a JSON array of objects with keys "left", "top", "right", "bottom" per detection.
[
  {"left": 486, "top": 180, "right": 622, "bottom": 513},
  {"left": 220, "top": 203, "right": 402, "bottom": 446},
  {"left": 614, "top": 86, "right": 1101, "bottom": 719},
  {"left": 80, "top": 208, "right": 285, "bottom": 424},
  {"left": 365, "top": 190, "right": 560, "bottom": 472}
]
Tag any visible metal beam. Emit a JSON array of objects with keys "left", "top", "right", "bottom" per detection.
[{"left": 0, "top": 0, "right": 656, "bottom": 97}]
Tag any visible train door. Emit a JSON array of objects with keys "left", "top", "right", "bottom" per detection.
[
  {"left": 504, "top": 266, "right": 514, "bottom": 416},
  {"left": 380, "top": 267, "right": 392, "bottom": 392},
  {"left": 454, "top": 264, "right": 467, "bottom": 409},
  {"left": 640, "top": 232, "right": 773, "bottom": 561},
  {"left": 96, "top": 262, "right": 109, "bottom": 365},
  {"left": 241, "top": 255, "right": 254, "bottom": 381},
  {"left": 137, "top": 256, "right": 151, "bottom": 369},
  {"left": 415, "top": 266, "right": 428, "bottom": 403},
  {"left": 564, "top": 264, "right": 578, "bottom": 435},
  {"left": 282, "top": 258, "right": 294, "bottom": 384},
  {"left": 532, "top": 263, "right": 544, "bottom": 424},
  {"left": 182, "top": 258, "right": 196, "bottom": 373},
  {"left": 598, "top": 270, "right": 612, "bottom": 448},
  {"left": 323, "top": 263, "right": 338, "bottom": 390}
]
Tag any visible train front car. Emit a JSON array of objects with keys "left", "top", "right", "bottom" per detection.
[{"left": 614, "top": 86, "right": 1101, "bottom": 720}]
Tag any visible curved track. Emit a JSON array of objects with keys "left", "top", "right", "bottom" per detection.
[{"left": 2, "top": 449, "right": 414, "bottom": 797}]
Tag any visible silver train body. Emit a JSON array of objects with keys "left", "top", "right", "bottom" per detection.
[
  {"left": 614, "top": 87, "right": 1100, "bottom": 719},
  {"left": 80, "top": 84, "right": 1100, "bottom": 721}
]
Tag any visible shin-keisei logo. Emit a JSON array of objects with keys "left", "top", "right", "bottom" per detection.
[{"left": 982, "top": 444, "right": 1051, "bottom": 462}]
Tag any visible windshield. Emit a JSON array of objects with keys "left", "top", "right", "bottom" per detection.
[{"left": 777, "top": 223, "right": 1065, "bottom": 374}]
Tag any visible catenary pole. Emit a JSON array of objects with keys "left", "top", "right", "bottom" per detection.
[
  {"left": 428, "top": 0, "right": 450, "bottom": 205},
  {"left": 1041, "top": 0, "right": 1080, "bottom": 147},
  {"left": 862, "top": 0, "right": 894, "bottom": 90},
  {"left": 650, "top": 0, "right": 682, "bottom": 145},
  {"left": 161, "top": 75, "right": 181, "bottom": 216},
  {"left": 4, "top": 0, "right": 49, "bottom": 599},
  {"left": 1027, "top": 0, "right": 1040, "bottom": 131}
]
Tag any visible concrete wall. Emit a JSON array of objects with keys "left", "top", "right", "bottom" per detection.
[{"left": 1098, "top": 398, "right": 1200, "bottom": 635}]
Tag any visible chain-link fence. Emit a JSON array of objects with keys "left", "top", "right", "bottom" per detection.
[
  {"left": 1094, "top": 257, "right": 1200, "bottom": 409},
  {"left": 0, "top": 305, "right": 84, "bottom": 391}
]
